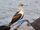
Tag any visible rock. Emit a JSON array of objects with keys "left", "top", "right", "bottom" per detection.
[{"left": 31, "top": 17, "right": 40, "bottom": 30}]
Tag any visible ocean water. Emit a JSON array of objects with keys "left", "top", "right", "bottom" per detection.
[{"left": 0, "top": 0, "right": 40, "bottom": 30}]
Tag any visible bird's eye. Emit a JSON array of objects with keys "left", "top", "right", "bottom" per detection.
[{"left": 21, "top": 4, "right": 23, "bottom": 6}]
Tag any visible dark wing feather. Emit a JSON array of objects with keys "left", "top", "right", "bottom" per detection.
[
  {"left": 11, "top": 14, "right": 22, "bottom": 23},
  {"left": 9, "top": 14, "right": 22, "bottom": 26}
]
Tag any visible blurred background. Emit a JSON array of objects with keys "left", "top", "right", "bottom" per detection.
[{"left": 0, "top": 0, "right": 40, "bottom": 30}]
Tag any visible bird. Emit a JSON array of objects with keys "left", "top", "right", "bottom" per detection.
[{"left": 8, "top": 4, "right": 24, "bottom": 26}]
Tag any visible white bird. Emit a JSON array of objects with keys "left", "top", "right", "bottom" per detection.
[{"left": 8, "top": 4, "right": 24, "bottom": 26}]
